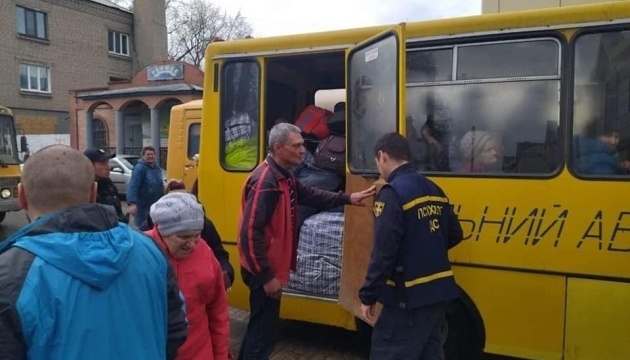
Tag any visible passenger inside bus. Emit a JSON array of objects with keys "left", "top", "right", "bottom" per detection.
[
  {"left": 573, "top": 120, "right": 630, "bottom": 175},
  {"left": 457, "top": 129, "right": 503, "bottom": 173},
  {"left": 406, "top": 117, "right": 425, "bottom": 170},
  {"left": 419, "top": 114, "right": 451, "bottom": 171}
]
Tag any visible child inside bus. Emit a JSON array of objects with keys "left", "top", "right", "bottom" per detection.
[{"left": 574, "top": 121, "right": 630, "bottom": 175}]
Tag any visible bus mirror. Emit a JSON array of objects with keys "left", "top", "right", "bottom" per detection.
[{"left": 20, "top": 136, "right": 27, "bottom": 153}]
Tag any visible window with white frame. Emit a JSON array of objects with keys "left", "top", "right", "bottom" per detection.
[
  {"left": 108, "top": 30, "right": 129, "bottom": 56},
  {"left": 16, "top": 6, "right": 48, "bottom": 40},
  {"left": 19, "top": 64, "right": 50, "bottom": 93}
]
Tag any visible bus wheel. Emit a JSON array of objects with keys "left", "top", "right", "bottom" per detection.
[
  {"left": 444, "top": 296, "right": 485, "bottom": 360},
  {"left": 0, "top": 212, "right": 6, "bottom": 223}
]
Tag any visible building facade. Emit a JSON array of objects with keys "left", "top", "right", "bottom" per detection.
[
  {"left": 0, "top": 0, "right": 167, "bottom": 156},
  {"left": 483, "top": 0, "right": 628, "bottom": 13},
  {"left": 70, "top": 61, "right": 203, "bottom": 167}
]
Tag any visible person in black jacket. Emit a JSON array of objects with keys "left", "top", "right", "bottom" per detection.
[
  {"left": 140, "top": 179, "right": 235, "bottom": 288},
  {"left": 84, "top": 148, "right": 129, "bottom": 224},
  {"left": 360, "top": 133, "right": 464, "bottom": 360}
]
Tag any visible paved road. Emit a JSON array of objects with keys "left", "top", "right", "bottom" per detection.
[
  {"left": 0, "top": 209, "right": 516, "bottom": 359},
  {"left": 230, "top": 308, "right": 369, "bottom": 359}
]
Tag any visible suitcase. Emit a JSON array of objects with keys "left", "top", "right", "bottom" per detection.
[{"left": 295, "top": 105, "right": 332, "bottom": 140}]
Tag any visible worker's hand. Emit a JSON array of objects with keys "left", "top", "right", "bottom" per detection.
[{"left": 360, "top": 303, "right": 376, "bottom": 326}]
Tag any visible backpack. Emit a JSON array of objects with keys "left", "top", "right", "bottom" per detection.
[{"left": 314, "top": 135, "right": 346, "bottom": 177}]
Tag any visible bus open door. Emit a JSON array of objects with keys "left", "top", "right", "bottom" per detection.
[{"left": 338, "top": 24, "right": 407, "bottom": 327}]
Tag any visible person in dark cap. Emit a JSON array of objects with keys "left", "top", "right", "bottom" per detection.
[{"left": 84, "top": 148, "right": 129, "bottom": 224}]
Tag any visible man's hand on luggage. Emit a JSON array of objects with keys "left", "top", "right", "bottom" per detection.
[
  {"left": 360, "top": 303, "right": 375, "bottom": 325},
  {"left": 350, "top": 185, "right": 376, "bottom": 206},
  {"left": 263, "top": 278, "right": 282, "bottom": 299}
]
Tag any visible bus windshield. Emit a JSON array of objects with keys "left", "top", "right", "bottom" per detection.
[{"left": 0, "top": 115, "right": 20, "bottom": 165}]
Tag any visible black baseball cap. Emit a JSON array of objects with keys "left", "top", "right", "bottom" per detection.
[{"left": 84, "top": 148, "right": 115, "bottom": 163}]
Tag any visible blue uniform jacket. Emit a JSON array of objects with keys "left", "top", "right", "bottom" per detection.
[
  {"left": 359, "top": 164, "right": 463, "bottom": 309},
  {"left": 0, "top": 204, "right": 187, "bottom": 360}
]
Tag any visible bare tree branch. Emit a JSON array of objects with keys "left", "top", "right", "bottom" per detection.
[
  {"left": 166, "top": 0, "right": 253, "bottom": 67},
  {"left": 108, "top": 0, "right": 253, "bottom": 67}
]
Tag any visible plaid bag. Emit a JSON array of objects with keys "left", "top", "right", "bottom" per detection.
[
  {"left": 288, "top": 211, "right": 344, "bottom": 296},
  {"left": 224, "top": 113, "right": 253, "bottom": 143}
]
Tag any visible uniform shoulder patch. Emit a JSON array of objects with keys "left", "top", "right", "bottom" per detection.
[{"left": 373, "top": 201, "right": 385, "bottom": 217}]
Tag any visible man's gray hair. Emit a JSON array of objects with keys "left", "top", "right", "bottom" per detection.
[{"left": 268, "top": 123, "right": 301, "bottom": 151}]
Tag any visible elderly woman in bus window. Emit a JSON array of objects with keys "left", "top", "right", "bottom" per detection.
[{"left": 458, "top": 130, "right": 503, "bottom": 172}]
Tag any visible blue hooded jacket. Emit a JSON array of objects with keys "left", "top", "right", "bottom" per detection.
[
  {"left": 574, "top": 136, "right": 621, "bottom": 175},
  {"left": 0, "top": 204, "right": 187, "bottom": 360}
]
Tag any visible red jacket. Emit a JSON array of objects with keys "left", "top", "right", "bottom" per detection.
[
  {"left": 146, "top": 228, "right": 230, "bottom": 360},
  {"left": 238, "top": 156, "right": 350, "bottom": 287}
]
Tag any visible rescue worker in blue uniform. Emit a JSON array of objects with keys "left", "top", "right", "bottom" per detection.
[{"left": 359, "top": 132, "right": 464, "bottom": 360}]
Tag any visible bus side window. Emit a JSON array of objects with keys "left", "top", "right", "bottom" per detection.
[
  {"left": 405, "top": 38, "right": 561, "bottom": 175},
  {"left": 572, "top": 30, "right": 630, "bottom": 177},
  {"left": 187, "top": 123, "right": 200, "bottom": 159},
  {"left": 220, "top": 60, "right": 260, "bottom": 171}
]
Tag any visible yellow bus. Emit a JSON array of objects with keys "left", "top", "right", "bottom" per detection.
[
  {"left": 0, "top": 106, "right": 26, "bottom": 223},
  {"left": 190, "top": 2, "right": 630, "bottom": 359},
  {"left": 166, "top": 100, "right": 202, "bottom": 190}
]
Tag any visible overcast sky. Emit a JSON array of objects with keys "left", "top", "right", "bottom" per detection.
[{"left": 211, "top": 0, "right": 482, "bottom": 37}]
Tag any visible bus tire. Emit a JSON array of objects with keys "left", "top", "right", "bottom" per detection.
[
  {"left": 444, "top": 289, "right": 485, "bottom": 360},
  {"left": 0, "top": 212, "right": 6, "bottom": 223}
]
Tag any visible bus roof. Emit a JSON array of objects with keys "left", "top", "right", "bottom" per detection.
[
  {"left": 176, "top": 99, "right": 203, "bottom": 109},
  {"left": 206, "top": 1, "right": 630, "bottom": 58}
]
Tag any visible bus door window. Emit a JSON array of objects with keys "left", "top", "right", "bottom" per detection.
[
  {"left": 220, "top": 60, "right": 260, "bottom": 171},
  {"left": 348, "top": 35, "right": 399, "bottom": 173},
  {"left": 405, "top": 38, "right": 561, "bottom": 175},
  {"left": 573, "top": 30, "right": 630, "bottom": 176}
]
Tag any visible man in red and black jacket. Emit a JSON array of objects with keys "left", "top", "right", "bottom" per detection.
[{"left": 237, "top": 123, "right": 375, "bottom": 360}]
